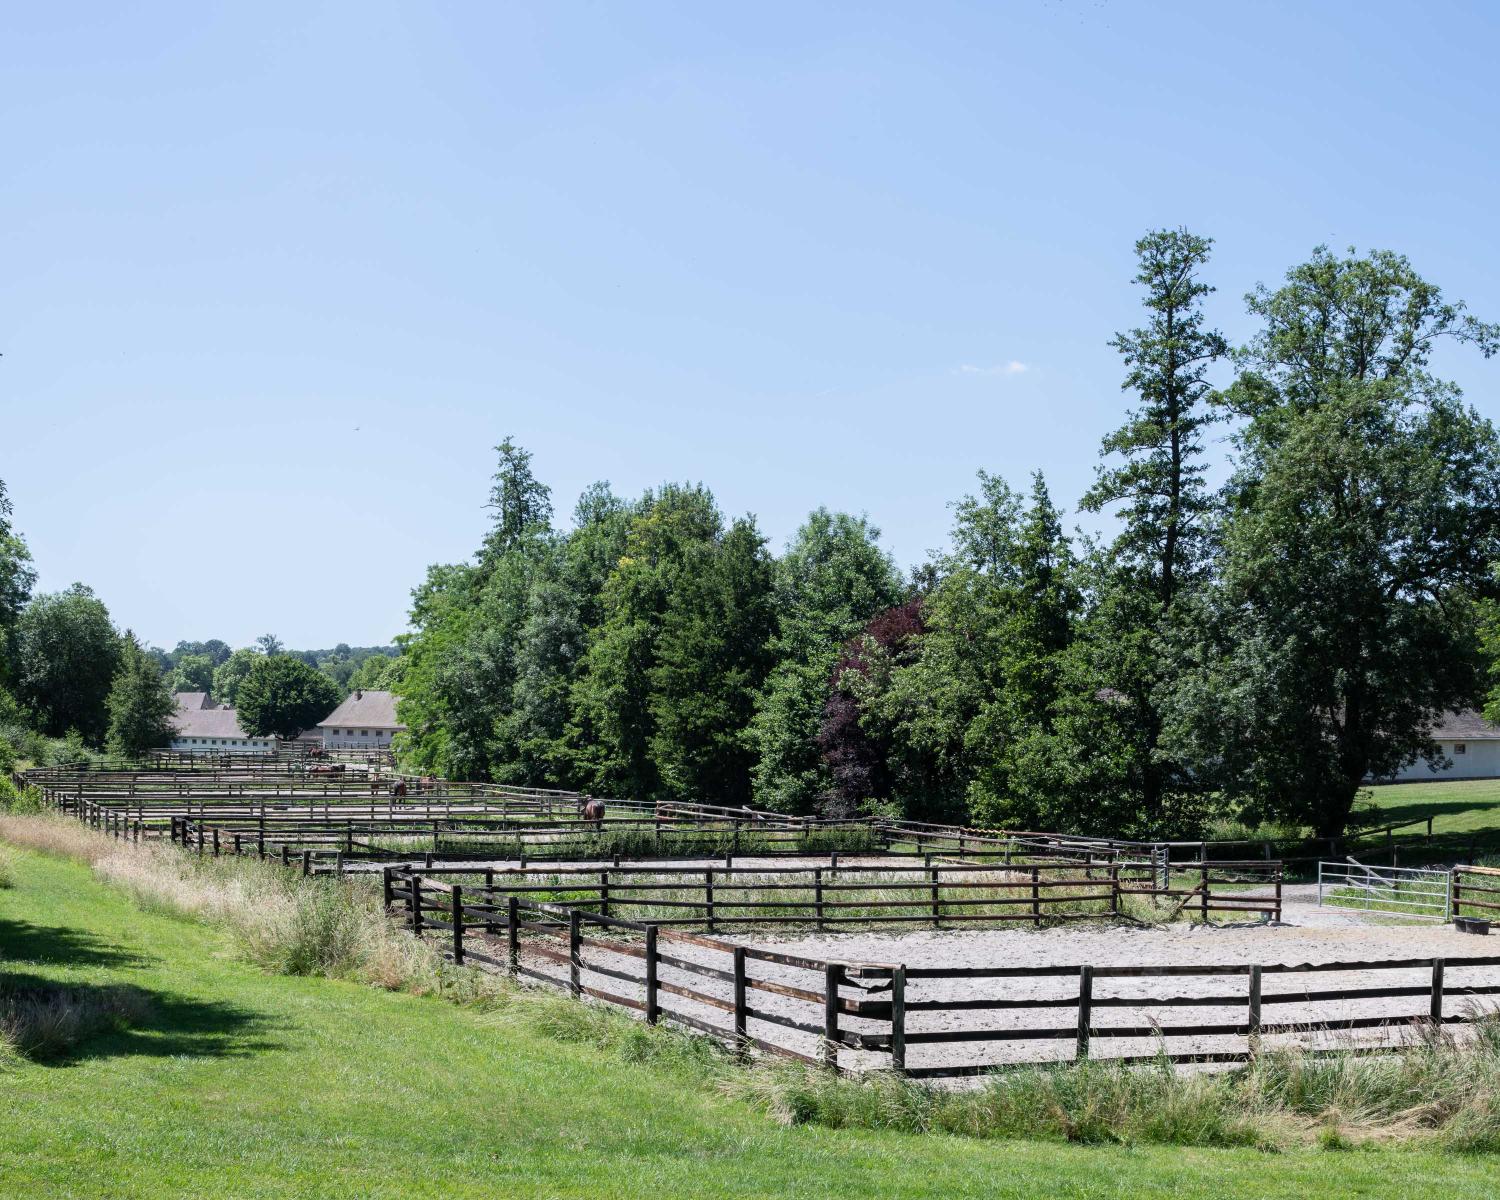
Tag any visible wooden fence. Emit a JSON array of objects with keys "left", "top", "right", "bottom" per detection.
[
  {"left": 390, "top": 869, "right": 1500, "bottom": 1075},
  {"left": 1454, "top": 866, "right": 1500, "bottom": 921},
  {"left": 385, "top": 862, "right": 1282, "bottom": 930}
]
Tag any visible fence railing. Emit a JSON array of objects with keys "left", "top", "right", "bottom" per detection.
[
  {"left": 1318, "top": 859, "right": 1453, "bottom": 921},
  {"left": 1454, "top": 866, "right": 1500, "bottom": 922},
  {"left": 389, "top": 868, "right": 1500, "bottom": 1075}
]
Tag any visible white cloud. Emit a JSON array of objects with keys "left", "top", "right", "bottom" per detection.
[{"left": 953, "top": 361, "right": 1030, "bottom": 377}]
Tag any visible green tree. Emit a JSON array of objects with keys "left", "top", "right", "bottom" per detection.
[
  {"left": 255, "top": 633, "right": 284, "bottom": 655},
  {"left": 872, "top": 473, "right": 1078, "bottom": 825},
  {"left": 107, "top": 632, "right": 178, "bottom": 757},
  {"left": 502, "top": 483, "right": 634, "bottom": 786},
  {"left": 748, "top": 510, "right": 902, "bottom": 813},
  {"left": 567, "top": 484, "right": 723, "bottom": 799},
  {"left": 0, "top": 479, "right": 37, "bottom": 685},
  {"left": 1178, "top": 247, "right": 1500, "bottom": 836},
  {"left": 168, "top": 653, "right": 215, "bottom": 696},
  {"left": 212, "top": 648, "right": 261, "bottom": 708},
  {"left": 14, "top": 584, "right": 120, "bottom": 741},
  {"left": 480, "top": 436, "right": 554, "bottom": 567},
  {"left": 1018, "top": 229, "right": 1226, "bottom": 834},
  {"left": 649, "top": 517, "right": 777, "bottom": 805},
  {"left": 236, "top": 655, "right": 342, "bottom": 740}
]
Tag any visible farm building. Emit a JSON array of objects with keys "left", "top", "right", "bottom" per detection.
[
  {"left": 168, "top": 692, "right": 277, "bottom": 755},
  {"left": 1382, "top": 709, "right": 1500, "bottom": 781},
  {"left": 316, "top": 689, "right": 404, "bottom": 749}
]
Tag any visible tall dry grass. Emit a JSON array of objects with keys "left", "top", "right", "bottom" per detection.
[
  {"left": 0, "top": 812, "right": 496, "bottom": 1001},
  {"left": 724, "top": 1014, "right": 1500, "bottom": 1151},
  {"left": 0, "top": 983, "right": 153, "bottom": 1065}
]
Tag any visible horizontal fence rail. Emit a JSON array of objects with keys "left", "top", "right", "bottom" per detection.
[{"left": 389, "top": 867, "right": 1500, "bottom": 1075}]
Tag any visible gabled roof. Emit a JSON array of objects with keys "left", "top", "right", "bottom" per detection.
[
  {"left": 1428, "top": 709, "right": 1500, "bottom": 741},
  {"left": 317, "top": 690, "right": 404, "bottom": 730},
  {"left": 173, "top": 691, "right": 217, "bottom": 713},
  {"left": 172, "top": 705, "right": 257, "bottom": 740}
]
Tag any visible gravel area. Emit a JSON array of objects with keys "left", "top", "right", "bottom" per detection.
[{"left": 482, "top": 882, "right": 1500, "bottom": 1075}]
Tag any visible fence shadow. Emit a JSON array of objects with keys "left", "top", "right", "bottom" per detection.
[
  {"left": 1, "top": 969, "right": 282, "bottom": 1067},
  {"left": 0, "top": 917, "right": 158, "bottom": 970}
]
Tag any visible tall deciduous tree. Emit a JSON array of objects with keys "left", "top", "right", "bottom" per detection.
[
  {"left": 748, "top": 510, "right": 902, "bottom": 813},
  {"left": 212, "top": 648, "right": 260, "bottom": 708},
  {"left": 236, "top": 655, "right": 342, "bottom": 740},
  {"left": 1182, "top": 247, "right": 1500, "bottom": 835},
  {"left": 168, "top": 653, "right": 215, "bottom": 696},
  {"left": 650, "top": 517, "right": 777, "bottom": 806},
  {"left": 107, "top": 632, "right": 177, "bottom": 757},
  {"left": 14, "top": 584, "right": 120, "bottom": 741}
]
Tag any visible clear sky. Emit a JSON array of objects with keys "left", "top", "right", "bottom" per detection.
[{"left": 5, "top": 1, "right": 1499, "bottom": 649}]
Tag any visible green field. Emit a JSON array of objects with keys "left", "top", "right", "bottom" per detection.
[
  {"left": 1356, "top": 777, "right": 1500, "bottom": 862},
  {"left": 2, "top": 845, "right": 1497, "bottom": 1199}
]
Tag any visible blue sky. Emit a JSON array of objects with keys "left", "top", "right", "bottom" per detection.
[{"left": 5, "top": 1, "right": 1499, "bottom": 649}]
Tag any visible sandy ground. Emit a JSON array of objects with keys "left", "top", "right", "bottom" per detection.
[{"left": 483, "top": 880, "right": 1500, "bottom": 1074}]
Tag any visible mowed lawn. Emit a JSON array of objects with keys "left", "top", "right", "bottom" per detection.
[
  {"left": 1358, "top": 777, "right": 1500, "bottom": 860},
  {"left": 1, "top": 849, "right": 1495, "bottom": 1200}
]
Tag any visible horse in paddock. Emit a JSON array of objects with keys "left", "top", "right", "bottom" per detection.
[
  {"left": 578, "top": 795, "right": 606, "bottom": 830},
  {"left": 389, "top": 781, "right": 408, "bottom": 798}
]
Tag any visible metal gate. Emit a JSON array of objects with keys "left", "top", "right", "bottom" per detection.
[{"left": 1317, "top": 858, "right": 1451, "bottom": 921}]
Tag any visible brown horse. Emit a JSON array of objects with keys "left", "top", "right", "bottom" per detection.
[
  {"left": 390, "top": 780, "right": 408, "bottom": 798},
  {"left": 579, "top": 796, "right": 605, "bottom": 830}
]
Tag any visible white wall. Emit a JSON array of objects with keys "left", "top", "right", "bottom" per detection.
[
  {"left": 169, "top": 736, "right": 276, "bottom": 754},
  {"left": 1384, "top": 739, "right": 1500, "bottom": 781},
  {"left": 320, "top": 727, "right": 398, "bottom": 748}
]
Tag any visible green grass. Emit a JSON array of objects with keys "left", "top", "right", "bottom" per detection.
[
  {"left": 4, "top": 848, "right": 1499, "bottom": 1198},
  {"left": 1356, "top": 778, "right": 1500, "bottom": 863}
]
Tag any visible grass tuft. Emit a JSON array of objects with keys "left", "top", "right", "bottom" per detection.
[{"left": 0, "top": 982, "right": 153, "bottom": 1064}]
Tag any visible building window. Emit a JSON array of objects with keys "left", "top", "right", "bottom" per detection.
[
  {"left": 1455, "top": 743, "right": 1467, "bottom": 755},
  {"left": 360, "top": 730, "right": 368, "bottom": 737}
]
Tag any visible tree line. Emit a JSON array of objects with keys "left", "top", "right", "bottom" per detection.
[
  {"left": 4, "top": 234, "right": 1498, "bottom": 838},
  {"left": 386, "top": 235, "right": 1500, "bottom": 838}
]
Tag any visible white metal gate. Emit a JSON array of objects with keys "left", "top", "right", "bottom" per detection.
[{"left": 1317, "top": 858, "right": 1451, "bottom": 921}]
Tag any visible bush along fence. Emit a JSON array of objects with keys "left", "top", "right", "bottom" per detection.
[{"left": 389, "top": 868, "right": 1500, "bottom": 1076}]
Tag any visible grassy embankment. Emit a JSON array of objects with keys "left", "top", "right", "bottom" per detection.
[{"left": 4, "top": 817, "right": 1500, "bottom": 1197}]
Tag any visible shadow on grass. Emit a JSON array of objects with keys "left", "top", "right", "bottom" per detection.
[
  {"left": 1353, "top": 798, "right": 1494, "bottom": 828},
  {"left": 0, "top": 918, "right": 159, "bottom": 970},
  {"left": 2, "top": 970, "right": 283, "bottom": 1066}
]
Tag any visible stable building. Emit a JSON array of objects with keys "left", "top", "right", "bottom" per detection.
[
  {"left": 1382, "top": 710, "right": 1500, "bottom": 781},
  {"left": 169, "top": 692, "right": 277, "bottom": 755},
  {"left": 316, "top": 689, "right": 404, "bottom": 749}
]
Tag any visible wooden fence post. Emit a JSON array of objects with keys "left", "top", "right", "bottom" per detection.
[
  {"left": 1031, "top": 866, "right": 1041, "bottom": 928},
  {"left": 507, "top": 896, "right": 520, "bottom": 973},
  {"left": 645, "top": 925, "right": 659, "bottom": 1025},
  {"left": 930, "top": 864, "right": 941, "bottom": 928},
  {"left": 823, "top": 963, "right": 842, "bottom": 1070},
  {"left": 382, "top": 866, "right": 393, "bottom": 909},
  {"left": 733, "top": 946, "right": 748, "bottom": 1060},
  {"left": 1431, "top": 958, "right": 1446, "bottom": 1024},
  {"left": 1200, "top": 861, "right": 1210, "bottom": 923},
  {"left": 1247, "top": 965, "right": 1262, "bottom": 1056},
  {"left": 814, "top": 867, "right": 825, "bottom": 931},
  {"left": 569, "top": 909, "right": 582, "bottom": 999},
  {"left": 451, "top": 884, "right": 465, "bottom": 966},
  {"left": 705, "top": 869, "right": 716, "bottom": 933},
  {"left": 410, "top": 875, "right": 423, "bottom": 935},
  {"left": 600, "top": 869, "right": 611, "bottom": 918},
  {"left": 890, "top": 966, "right": 906, "bottom": 1073},
  {"left": 1075, "top": 965, "right": 1093, "bottom": 1061}
]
